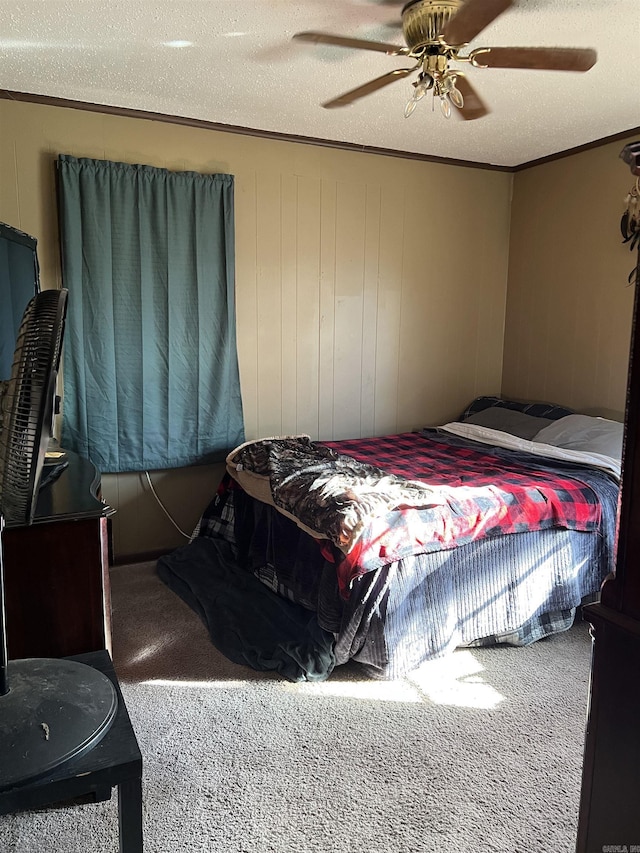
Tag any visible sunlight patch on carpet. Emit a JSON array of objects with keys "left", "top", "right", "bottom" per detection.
[
  {"left": 277, "top": 650, "right": 505, "bottom": 709},
  {"left": 141, "top": 678, "right": 249, "bottom": 689},
  {"left": 285, "top": 678, "right": 424, "bottom": 702},
  {"left": 407, "top": 650, "right": 505, "bottom": 709}
]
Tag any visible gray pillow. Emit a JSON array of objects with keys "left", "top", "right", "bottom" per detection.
[
  {"left": 533, "top": 414, "right": 624, "bottom": 459},
  {"left": 463, "top": 407, "right": 553, "bottom": 440}
]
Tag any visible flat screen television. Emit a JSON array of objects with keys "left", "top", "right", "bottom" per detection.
[{"left": 0, "top": 221, "right": 41, "bottom": 381}]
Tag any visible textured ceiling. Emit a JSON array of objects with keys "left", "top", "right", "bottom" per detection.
[{"left": 1, "top": 0, "right": 639, "bottom": 168}]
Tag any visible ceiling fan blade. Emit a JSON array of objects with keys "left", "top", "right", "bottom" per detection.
[
  {"left": 453, "top": 76, "right": 489, "bottom": 120},
  {"left": 442, "top": 0, "right": 513, "bottom": 46},
  {"left": 322, "top": 67, "right": 416, "bottom": 108},
  {"left": 471, "top": 46, "right": 597, "bottom": 71},
  {"left": 293, "top": 31, "right": 409, "bottom": 55}
]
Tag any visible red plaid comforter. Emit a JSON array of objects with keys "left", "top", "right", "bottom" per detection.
[
  {"left": 321, "top": 431, "right": 601, "bottom": 593},
  {"left": 228, "top": 431, "right": 602, "bottom": 597}
]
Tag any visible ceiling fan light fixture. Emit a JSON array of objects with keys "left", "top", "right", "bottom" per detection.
[
  {"left": 448, "top": 79, "right": 464, "bottom": 109},
  {"left": 404, "top": 71, "right": 433, "bottom": 118},
  {"left": 415, "top": 75, "right": 433, "bottom": 98},
  {"left": 293, "top": 0, "right": 596, "bottom": 123},
  {"left": 439, "top": 94, "right": 452, "bottom": 118},
  {"left": 404, "top": 98, "right": 419, "bottom": 118}
]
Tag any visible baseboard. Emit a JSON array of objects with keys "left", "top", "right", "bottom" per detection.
[{"left": 111, "top": 548, "right": 174, "bottom": 567}]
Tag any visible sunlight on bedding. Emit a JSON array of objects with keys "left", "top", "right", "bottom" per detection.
[
  {"left": 568, "top": 556, "right": 590, "bottom": 580},
  {"left": 510, "top": 548, "right": 588, "bottom": 613}
]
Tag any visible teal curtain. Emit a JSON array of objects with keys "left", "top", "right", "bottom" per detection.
[{"left": 57, "top": 154, "right": 244, "bottom": 473}]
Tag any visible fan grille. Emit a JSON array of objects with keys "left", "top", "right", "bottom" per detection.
[{"left": 0, "top": 289, "right": 67, "bottom": 526}]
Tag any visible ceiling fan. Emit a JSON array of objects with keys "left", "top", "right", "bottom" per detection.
[{"left": 292, "top": 0, "right": 597, "bottom": 120}]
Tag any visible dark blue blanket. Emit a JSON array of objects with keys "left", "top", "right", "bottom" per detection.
[{"left": 157, "top": 536, "right": 336, "bottom": 682}]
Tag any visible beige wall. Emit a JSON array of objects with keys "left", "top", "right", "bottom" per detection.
[
  {"left": 502, "top": 136, "right": 638, "bottom": 419},
  {"left": 0, "top": 99, "right": 512, "bottom": 560}
]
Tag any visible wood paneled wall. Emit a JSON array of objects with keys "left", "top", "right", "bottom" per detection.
[
  {"left": 503, "top": 137, "right": 638, "bottom": 420},
  {"left": 236, "top": 160, "right": 511, "bottom": 442},
  {"left": 0, "top": 97, "right": 510, "bottom": 559}
]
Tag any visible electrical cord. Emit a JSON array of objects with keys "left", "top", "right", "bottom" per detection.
[{"left": 143, "top": 470, "right": 191, "bottom": 539}]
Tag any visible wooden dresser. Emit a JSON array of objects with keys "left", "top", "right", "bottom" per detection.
[{"left": 3, "top": 449, "right": 115, "bottom": 660}]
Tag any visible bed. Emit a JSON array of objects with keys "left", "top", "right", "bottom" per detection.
[{"left": 157, "top": 396, "right": 622, "bottom": 681}]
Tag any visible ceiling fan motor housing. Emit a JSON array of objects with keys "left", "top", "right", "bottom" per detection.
[
  {"left": 402, "top": 0, "right": 462, "bottom": 52},
  {"left": 292, "top": 0, "right": 596, "bottom": 120}
]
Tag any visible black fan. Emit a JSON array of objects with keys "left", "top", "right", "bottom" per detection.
[{"left": 0, "top": 289, "right": 117, "bottom": 790}]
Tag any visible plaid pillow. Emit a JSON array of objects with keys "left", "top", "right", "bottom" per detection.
[{"left": 460, "top": 395, "right": 574, "bottom": 423}]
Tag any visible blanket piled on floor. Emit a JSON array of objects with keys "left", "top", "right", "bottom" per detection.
[{"left": 157, "top": 537, "right": 336, "bottom": 683}]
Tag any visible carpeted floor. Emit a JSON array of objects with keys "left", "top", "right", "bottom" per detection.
[{"left": 2, "top": 560, "right": 593, "bottom": 852}]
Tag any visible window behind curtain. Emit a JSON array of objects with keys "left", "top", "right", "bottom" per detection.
[
  {"left": 57, "top": 154, "right": 244, "bottom": 473},
  {"left": 0, "top": 222, "right": 41, "bottom": 381}
]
